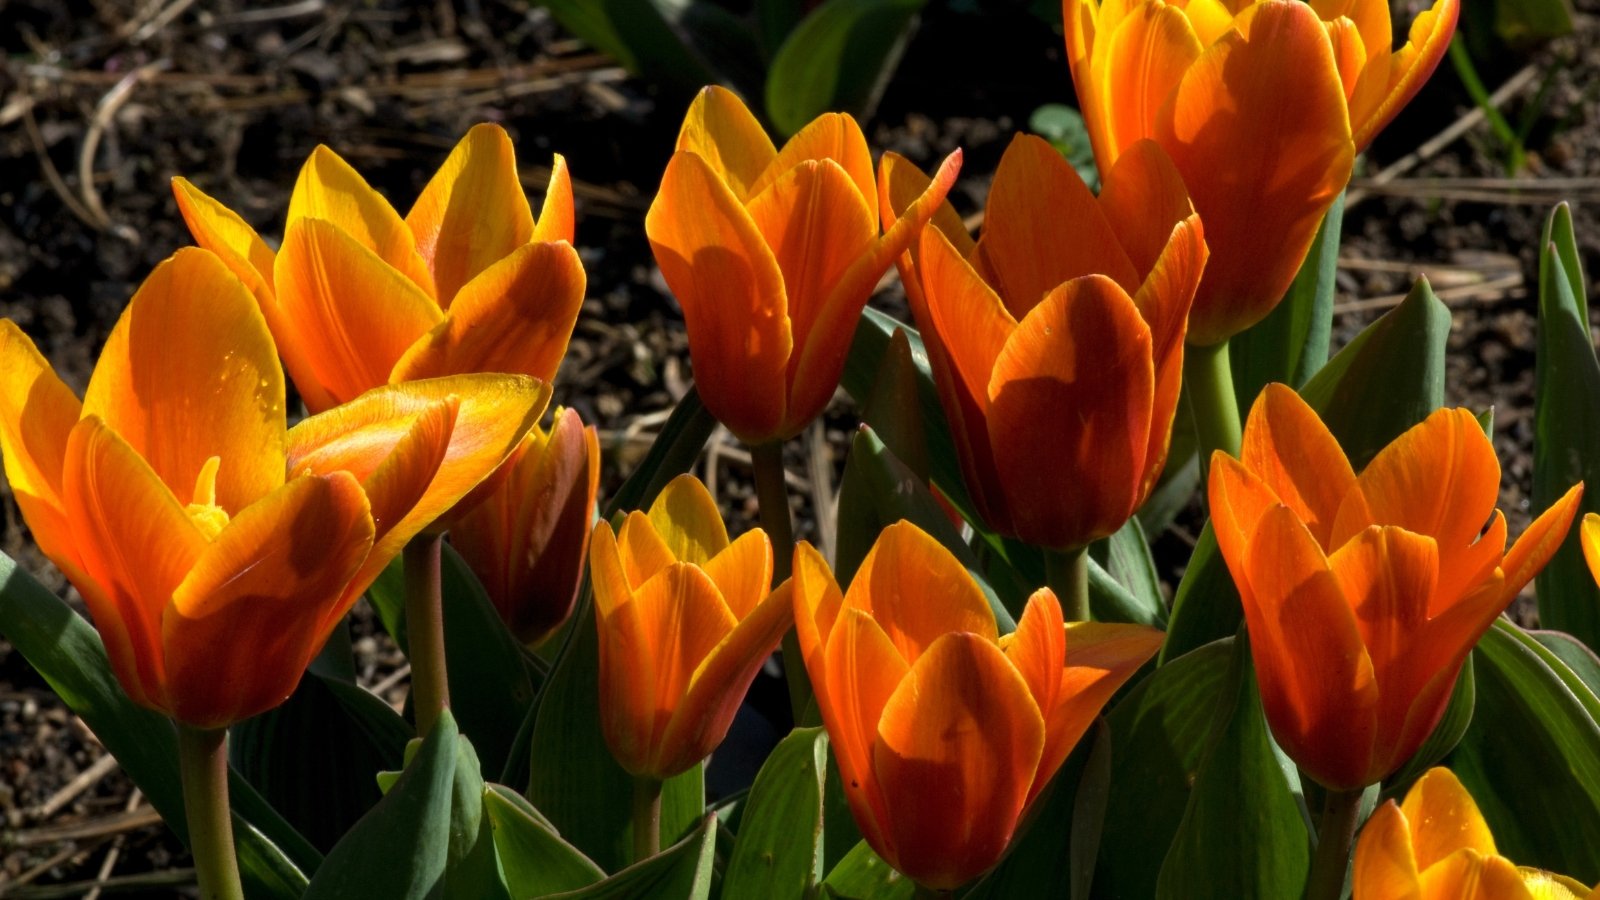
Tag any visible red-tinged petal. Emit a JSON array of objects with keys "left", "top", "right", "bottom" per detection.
[
  {"left": 1580, "top": 513, "right": 1600, "bottom": 591},
  {"left": 286, "top": 145, "right": 435, "bottom": 295},
  {"left": 646, "top": 152, "right": 792, "bottom": 443},
  {"left": 1400, "top": 767, "right": 1498, "bottom": 867},
  {"left": 617, "top": 511, "right": 679, "bottom": 590},
  {"left": 1155, "top": 0, "right": 1355, "bottom": 345},
  {"left": 792, "top": 540, "right": 847, "bottom": 694},
  {"left": 1241, "top": 503, "right": 1378, "bottom": 790},
  {"left": 348, "top": 396, "right": 455, "bottom": 545},
  {"left": 1208, "top": 453, "right": 1283, "bottom": 590},
  {"left": 590, "top": 529, "right": 653, "bottom": 775},
  {"left": 533, "top": 153, "right": 575, "bottom": 245},
  {"left": 275, "top": 219, "right": 444, "bottom": 411},
  {"left": 1435, "top": 511, "right": 1507, "bottom": 614},
  {"left": 84, "top": 248, "right": 285, "bottom": 513},
  {"left": 1502, "top": 483, "right": 1584, "bottom": 602},
  {"left": 1034, "top": 620, "right": 1163, "bottom": 799},
  {"left": 852, "top": 520, "right": 996, "bottom": 664},
  {"left": 162, "top": 472, "right": 374, "bottom": 727},
  {"left": 170, "top": 177, "right": 276, "bottom": 297},
  {"left": 1240, "top": 383, "right": 1354, "bottom": 547},
  {"left": 1352, "top": 801, "right": 1423, "bottom": 900},
  {"left": 1003, "top": 589, "right": 1066, "bottom": 728},
  {"left": 1129, "top": 212, "right": 1205, "bottom": 498},
  {"left": 824, "top": 607, "right": 911, "bottom": 859},
  {"left": 1331, "top": 407, "right": 1500, "bottom": 555},
  {"left": 390, "top": 240, "right": 585, "bottom": 385},
  {"left": 871, "top": 632, "right": 1045, "bottom": 890},
  {"left": 404, "top": 123, "right": 535, "bottom": 307},
  {"left": 1323, "top": 16, "right": 1369, "bottom": 102},
  {"left": 657, "top": 580, "right": 794, "bottom": 776},
  {"left": 1351, "top": 0, "right": 1458, "bottom": 151},
  {"left": 876, "top": 152, "right": 973, "bottom": 261},
  {"left": 674, "top": 86, "right": 777, "bottom": 204},
  {"left": 647, "top": 474, "right": 732, "bottom": 566},
  {"left": 977, "top": 134, "right": 1139, "bottom": 314},
  {"left": 62, "top": 417, "right": 206, "bottom": 713},
  {"left": 1086, "top": 0, "right": 1204, "bottom": 171},
  {"left": 752, "top": 113, "right": 876, "bottom": 224},
  {"left": 701, "top": 531, "right": 774, "bottom": 620},
  {"left": 0, "top": 322, "right": 83, "bottom": 569},
  {"left": 987, "top": 276, "right": 1153, "bottom": 550},
  {"left": 1097, "top": 139, "right": 1196, "bottom": 278}
]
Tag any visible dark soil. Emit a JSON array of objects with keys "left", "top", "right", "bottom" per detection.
[{"left": 2, "top": 0, "right": 1598, "bottom": 894}]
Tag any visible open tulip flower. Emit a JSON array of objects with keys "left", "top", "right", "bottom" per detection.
[
  {"left": 888, "top": 133, "right": 1206, "bottom": 551},
  {"left": 452, "top": 407, "right": 600, "bottom": 646},
  {"left": 590, "top": 474, "right": 792, "bottom": 780},
  {"left": 1209, "top": 384, "right": 1583, "bottom": 790},
  {"left": 645, "top": 85, "right": 962, "bottom": 445},
  {"left": 1063, "top": 0, "right": 1457, "bottom": 345},
  {"left": 1354, "top": 768, "right": 1600, "bottom": 899},
  {"left": 0, "top": 248, "right": 548, "bottom": 729},
  {"left": 792, "top": 521, "right": 1162, "bottom": 889},
  {"left": 172, "top": 123, "right": 582, "bottom": 414}
]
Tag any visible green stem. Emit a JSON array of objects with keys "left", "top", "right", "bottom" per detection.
[
  {"left": 1184, "top": 339, "right": 1243, "bottom": 471},
  {"left": 404, "top": 533, "right": 450, "bottom": 737},
  {"left": 1046, "top": 546, "right": 1091, "bottom": 622},
  {"left": 1305, "top": 787, "right": 1363, "bottom": 900},
  {"left": 632, "top": 775, "right": 663, "bottom": 863},
  {"left": 177, "top": 724, "right": 244, "bottom": 900},
  {"left": 751, "top": 440, "right": 812, "bottom": 721}
]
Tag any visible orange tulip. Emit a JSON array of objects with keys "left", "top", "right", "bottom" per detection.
[
  {"left": 590, "top": 474, "right": 792, "bottom": 780},
  {"left": 1209, "top": 384, "right": 1582, "bottom": 790},
  {"left": 452, "top": 407, "right": 600, "bottom": 645},
  {"left": 1354, "top": 768, "right": 1600, "bottom": 900},
  {"left": 645, "top": 86, "right": 962, "bottom": 444},
  {"left": 172, "top": 123, "right": 582, "bottom": 414},
  {"left": 1063, "top": 0, "right": 1457, "bottom": 345},
  {"left": 792, "top": 521, "right": 1161, "bottom": 889},
  {"left": 884, "top": 134, "right": 1206, "bottom": 550},
  {"left": 0, "top": 249, "right": 548, "bottom": 728}
]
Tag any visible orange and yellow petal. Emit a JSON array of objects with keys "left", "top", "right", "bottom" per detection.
[
  {"left": 1034, "top": 620, "right": 1163, "bottom": 799},
  {"left": 1401, "top": 767, "right": 1499, "bottom": 867},
  {"left": 752, "top": 112, "right": 876, "bottom": 224},
  {"left": 852, "top": 520, "right": 997, "bottom": 663},
  {"left": 1580, "top": 513, "right": 1600, "bottom": 589},
  {"left": 700, "top": 530, "right": 773, "bottom": 621},
  {"left": 1502, "top": 483, "right": 1584, "bottom": 602},
  {"left": 1350, "top": 0, "right": 1458, "bottom": 151},
  {"left": 616, "top": 511, "right": 680, "bottom": 590},
  {"left": 1353, "top": 800, "right": 1423, "bottom": 900},
  {"left": 1128, "top": 211, "right": 1205, "bottom": 497},
  {"left": 1241, "top": 384, "right": 1355, "bottom": 547},
  {"left": 791, "top": 539, "right": 848, "bottom": 688},
  {"left": 0, "top": 322, "right": 83, "bottom": 565},
  {"left": 1087, "top": 0, "right": 1204, "bottom": 169},
  {"left": 170, "top": 177, "right": 277, "bottom": 300},
  {"left": 533, "top": 153, "right": 575, "bottom": 245},
  {"left": 646, "top": 474, "right": 732, "bottom": 567},
  {"left": 674, "top": 86, "right": 777, "bottom": 204},
  {"left": 286, "top": 145, "right": 435, "bottom": 295},
  {"left": 823, "top": 607, "right": 910, "bottom": 856},
  {"left": 1096, "top": 138, "right": 1196, "bottom": 279}
]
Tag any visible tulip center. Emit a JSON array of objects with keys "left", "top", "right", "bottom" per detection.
[{"left": 184, "top": 455, "right": 230, "bottom": 540}]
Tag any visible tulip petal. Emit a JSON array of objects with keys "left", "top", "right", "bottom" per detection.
[
  {"left": 1580, "top": 513, "right": 1600, "bottom": 591},
  {"left": 163, "top": 472, "right": 374, "bottom": 727},
  {"left": 647, "top": 473, "right": 733, "bottom": 566},
  {"left": 1097, "top": 139, "right": 1196, "bottom": 279},
  {"left": 675, "top": 86, "right": 777, "bottom": 204},
  {"left": 825, "top": 607, "right": 909, "bottom": 859},
  {"left": 1352, "top": 801, "right": 1423, "bottom": 900},
  {"left": 751, "top": 113, "right": 877, "bottom": 225},
  {"left": 171, "top": 177, "right": 276, "bottom": 298},
  {"left": 275, "top": 219, "right": 445, "bottom": 411},
  {"left": 1037, "top": 620, "right": 1163, "bottom": 799},
  {"left": 1063, "top": 0, "right": 1111, "bottom": 172},
  {"left": 1310, "top": 0, "right": 1391, "bottom": 71},
  {"left": 987, "top": 276, "right": 1153, "bottom": 549},
  {"left": 1322, "top": 16, "right": 1370, "bottom": 102},
  {"left": 1420, "top": 852, "right": 1531, "bottom": 900},
  {"left": 0, "top": 322, "right": 84, "bottom": 567},
  {"left": 589, "top": 520, "right": 631, "bottom": 620},
  {"left": 1182, "top": 0, "right": 1242, "bottom": 47},
  {"left": 658, "top": 579, "right": 793, "bottom": 776},
  {"left": 286, "top": 145, "right": 435, "bottom": 295},
  {"left": 617, "top": 511, "right": 679, "bottom": 590},
  {"left": 876, "top": 152, "right": 973, "bottom": 261},
  {"left": 976, "top": 134, "right": 1139, "bottom": 314},
  {"left": 1155, "top": 0, "right": 1355, "bottom": 345},
  {"left": 404, "top": 123, "right": 535, "bottom": 306},
  {"left": 1129, "top": 211, "right": 1205, "bottom": 498},
  {"left": 1502, "top": 483, "right": 1584, "bottom": 602},
  {"left": 1435, "top": 511, "right": 1507, "bottom": 616},
  {"left": 792, "top": 540, "right": 848, "bottom": 693},
  {"left": 1209, "top": 453, "right": 1284, "bottom": 581},
  {"left": 872, "top": 632, "right": 1046, "bottom": 890},
  {"left": 84, "top": 248, "right": 285, "bottom": 513},
  {"left": 62, "top": 417, "right": 205, "bottom": 711},
  {"left": 1241, "top": 383, "right": 1355, "bottom": 546},
  {"left": 533, "top": 153, "right": 576, "bottom": 245},
  {"left": 1350, "top": 0, "right": 1458, "bottom": 150},
  {"left": 853, "top": 520, "right": 997, "bottom": 663},
  {"left": 700, "top": 530, "right": 774, "bottom": 620},
  {"left": 1088, "top": 0, "right": 1204, "bottom": 172},
  {"left": 1400, "top": 766, "right": 1498, "bottom": 867},
  {"left": 390, "top": 240, "right": 585, "bottom": 385},
  {"left": 351, "top": 396, "right": 455, "bottom": 545},
  {"left": 646, "top": 152, "right": 792, "bottom": 442},
  {"left": 1003, "top": 589, "right": 1066, "bottom": 729}
]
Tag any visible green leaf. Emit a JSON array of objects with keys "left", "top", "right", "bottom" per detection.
[
  {"left": 1094, "top": 639, "right": 1233, "bottom": 898},
  {"left": 446, "top": 735, "right": 510, "bottom": 900},
  {"left": 764, "top": 0, "right": 925, "bottom": 135},
  {"left": 1543, "top": 202, "right": 1587, "bottom": 320},
  {"left": 367, "top": 544, "right": 540, "bottom": 777},
  {"left": 1447, "top": 620, "right": 1600, "bottom": 882},
  {"left": 1532, "top": 630, "right": 1600, "bottom": 697},
  {"left": 1089, "top": 517, "right": 1167, "bottom": 627},
  {"left": 536, "top": 0, "right": 716, "bottom": 92},
  {"left": 724, "top": 727, "right": 829, "bottom": 899},
  {"left": 1155, "top": 637, "right": 1309, "bottom": 899},
  {"left": 1028, "top": 103, "right": 1099, "bottom": 190},
  {"left": 304, "top": 709, "right": 461, "bottom": 899},
  {"left": 1533, "top": 220, "right": 1600, "bottom": 650},
  {"left": 545, "top": 815, "right": 719, "bottom": 899},
  {"left": 604, "top": 386, "right": 717, "bottom": 519},
  {"left": 1230, "top": 192, "right": 1344, "bottom": 409},
  {"left": 821, "top": 840, "right": 915, "bottom": 900},
  {"left": 484, "top": 785, "right": 606, "bottom": 894},
  {"left": 0, "top": 556, "right": 318, "bottom": 898},
  {"left": 1069, "top": 721, "right": 1114, "bottom": 900},
  {"left": 861, "top": 327, "right": 931, "bottom": 483}
]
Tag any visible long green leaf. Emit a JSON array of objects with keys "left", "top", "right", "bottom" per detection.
[
  {"left": 484, "top": 785, "right": 606, "bottom": 895},
  {"left": 545, "top": 815, "right": 719, "bottom": 899},
  {"left": 764, "top": 0, "right": 924, "bottom": 135},
  {"left": 1089, "top": 517, "right": 1167, "bottom": 627},
  {"left": 536, "top": 0, "right": 716, "bottom": 91},
  {"left": 446, "top": 735, "right": 511, "bottom": 900},
  {"left": 821, "top": 840, "right": 915, "bottom": 900},
  {"left": 723, "top": 727, "right": 829, "bottom": 899}
]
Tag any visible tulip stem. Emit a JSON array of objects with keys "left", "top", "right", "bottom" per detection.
[
  {"left": 1305, "top": 787, "right": 1364, "bottom": 900},
  {"left": 751, "top": 440, "right": 813, "bottom": 722},
  {"left": 404, "top": 532, "right": 450, "bottom": 737},
  {"left": 176, "top": 724, "right": 244, "bottom": 900},
  {"left": 632, "top": 775, "right": 663, "bottom": 863},
  {"left": 1047, "top": 546, "right": 1091, "bottom": 622},
  {"left": 1184, "top": 339, "right": 1243, "bottom": 467}
]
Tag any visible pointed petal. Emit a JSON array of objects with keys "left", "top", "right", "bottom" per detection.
[
  {"left": 647, "top": 473, "right": 732, "bottom": 566},
  {"left": 1402, "top": 768, "right": 1498, "bottom": 865},
  {"left": 1130, "top": 211, "right": 1205, "bottom": 499},
  {"left": 701, "top": 530, "right": 774, "bottom": 620},
  {"left": 589, "top": 520, "right": 631, "bottom": 619},
  {"left": 390, "top": 240, "right": 585, "bottom": 385},
  {"left": 1063, "top": 0, "right": 1116, "bottom": 177},
  {"left": 987, "top": 276, "right": 1153, "bottom": 550},
  {"left": 646, "top": 151, "right": 792, "bottom": 442},
  {"left": 348, "top": 396, "right": 455, "bottom": 545},
  {"left": 1420, "top": 852, "right": 1531, "bottom": 900},
  {"left": 275, "top": 219, "right": 444, "bottom": 411},
  {"left": 1436, "top": 511, "right": 1507, "bottom": 616},
  {"left": 1309, "top": 0, "right": 1392, "bottom": 72},
  {"left": 675, "top": 86, "right": 777, "bottom": 203},
  {"left": 617, "top": 510, "right": 679, "bottom": 590},
  {"left": 1241, "top": 383, "right": 1354, "bottom": 547},
  {"left": 1322, "top": 15, "right": 1370, "bottom": 102},
  {"left": 978, "top": 134, "right": 1139, "bottom": 314},
  {"left": 1096, "top": 138, "right": 1196, "bottom": 278},
  {"left": 163, "top": 472, "right": 374, "bottom": 727},
  {"left": 84, "top": 248, "right": 285, "bottom": 512},
  {"left": 533, "top": 153, "right": 575, "bottom": 245},
  {"left": 752, "top": 113, "right": 876, "bottom": 224},
  {"left": 871, "top": 632, "right": 1045, "bottom": 890},
  {"left": 1580, "top": 513, "right": 1600, "bottom": 591},
  {"left": 1503, "top": 483, "right": 1584, "bottom": 601},
  {"left": 853, "top": 520, "right": 996, "bottom": 664},
  {"left": 0, "top": 322, "right": 83, "bottom": 567},
  {"left": 1088, "top": 0, "right": 1204, "bottom": 168},
  {"left": 825, "top": 607, "right": 910, "bottom": 859},
  {"left": 1351, "top": 0, "right": 1459, "bottom": 150},
  {"left": 286, "top": 145, "right": 435, "bottom": 295},
  {"left": 1208, "top": 453, "right": 1284, "bottom": 590},
  {"left": 62, "top": 417, "right": 206, "bottom": 712},
  {"left": 1352, "top": 801, "right": 1423, "bottom": 900},
  {"left": 590, "top": 539, "right": 656, "bottom": 775},
  {"left": 1155, "top": 0, "right": 1355, "bottom": 345},
  {"left": 791, "top": 539, "right": 847, "bottom": 696},
  {"left": 876, "top": 151, "right": 972, "bottom": 258},
  {"left": 1003, "top": 589, "right": 1066, "bottom": 728},
  {"left": 404, "top": 123, "right": 535, "bottom": 306},
  {"left": 1035, "top": 621, "right": 1162, "bottom": 799},
  {"left": 171, "top": 177, "right": 276, "bottom": 297}
]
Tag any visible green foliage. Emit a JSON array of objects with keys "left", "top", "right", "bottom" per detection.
[
  {"left": 544, "top": 815, "right": 719, "bottom": 899},
  {"left": 723, "top": 727, "right": 829, "bottom": 898},
  {"left": 484, "top": 785, "right": 607, "bottom": 895}
]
